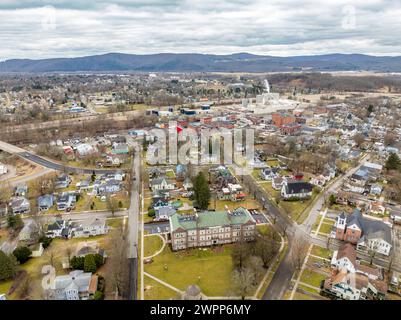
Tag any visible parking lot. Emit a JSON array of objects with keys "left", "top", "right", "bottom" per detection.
[
  {"left": 249, "top": 209, "right": 269, "bottom": 224},
  {"left": 144, "top": 221, "right": 170, "bottom": 234}
]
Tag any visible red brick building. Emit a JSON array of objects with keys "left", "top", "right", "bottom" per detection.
[{"left": 272, "top": 113, "right": 296, "bottom": 127}]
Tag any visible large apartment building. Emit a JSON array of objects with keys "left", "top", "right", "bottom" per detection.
[{"left": 169, "top": 207, "right": 256, "bottom": 251}]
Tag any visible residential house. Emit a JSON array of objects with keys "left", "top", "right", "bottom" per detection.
[
  {"left": 182, "top": 178, "right": 193, "bottom": 191},
  {"left": 70, "top": 218, "right": 108, "bottom": 238},
  {"left": 14, "top": 184, "right": 28, "bottom": 197},
  {"left": 150, "top": 178, "right": 175, "bottom": 192},
  {"left": 217, "top": 183, "right": 246, "bottom": 202},
  {"left": 49, "top": 270, "right": 98, "bottom": 300},
  {"left": 0, "top": 164, "right": 7, "bottom": 175},
  {"left": 370, "top": 184, "right": 382, "bottom": 196},
  {"left": 322, "top": 269, "right": 387, "bottom": 300},
  {"left": 155, "top": 206, "right": 177, "bottom": 221},
  {"left": 46, "top": 219, "right": 70, "bottom": 239},
  {"left": 333, "top": 209, "right": 392, "bottom": 256},
  {"left": 10, "top": 197, "right": 30, "bottom": 214},
  {"left": 169, "top": 207, "right": 256, "bottom": 251},
  {"left": 260, "top": 168, "right": 277, "bottom": 181},
  {"left": 369, "top": 201, "right": 386, "bottom": 216},
  {"left": 55, "top": 174, "right": 72, "bottom": 189},
  {"left": 38, "top": 194, "right": 54, "bottom": 212},
  {"left": 112, "top": 143, "right": 129, "bottom": 155},
  {"left": 281, "top": 180, "right": 313, "bottom": 200},
  {"left": 57, "top": 193, "right": 76, "bottom": 212},
  {"left": 272, "top": 177, "right": 284, "bottom": 190},
  {"left": 331, "top": 243, "right": 380, "bottom": 280}
]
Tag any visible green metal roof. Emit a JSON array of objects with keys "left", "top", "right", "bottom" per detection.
[{"left": 170, "top": 207, "right": 253, "bottom": 232}]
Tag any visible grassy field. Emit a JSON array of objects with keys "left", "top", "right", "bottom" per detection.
[
  {"left": 311, "top": 246, "right": 332, "bottom": 259},
  {"left": 145, "top": 245, "right": 234, "bottom": 297},
  {"left": 318, "top": 222, "right": 334, "bottom": 235},
  {"left": 144, "top": 276, "right": 179, "bottom": 300},
  {"left": 299, "top": 269, "right": 326, "bottom": 288},
  {"left": 293, "top": 292, "right": 317, "bottom": 300},
  {"left": 144, "top": 235, "right": 164, "bottom": 258}
]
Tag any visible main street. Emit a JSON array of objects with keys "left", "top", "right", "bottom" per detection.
[{"left": 127, "top": 144, "right": 142, "bottom": 300}]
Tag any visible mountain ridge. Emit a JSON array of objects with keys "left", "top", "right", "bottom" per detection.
[{"left": 1, "top": 52, "right": 401, "bottom": 73}]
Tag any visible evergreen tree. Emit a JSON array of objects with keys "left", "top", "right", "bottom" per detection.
[
  {"left": 84, "top": 254, "right": 97, "bottom": 273},
  {"left": 13, "top": 246, "right": 32, "bottom": 264},
  {"left": 70, "top": 256, "right": 85, "bottom": 270},
  {"left": 193, "top": 172, "right": 211, "bottom": 210},
  {"left": 0, "top": 250, "right": 17, "bottom": 281},
  {"left": 7, "top": 214, "right": 24, "bottom": 230},
  {"left": 385, "top": 153, "right": 401, "bottom": 171}
]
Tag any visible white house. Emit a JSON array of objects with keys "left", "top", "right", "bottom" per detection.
[
  {"left": 50, "top": 270, "right": 97, "bottom": 300},
  {"left": 272, "top": 177, "right": 284, "bottom": 190},
  {"left": 260, "top": 168, "right": 276, "bottom": 181},
  {"left": 70, "top": 218, "right": 108, "bottom": 238},
  {"left": 331, "top": 243, "right": 356, "bottom": 273},
  {"left": 150, "top": 178, "right": 175, "bottom": 191},
  {"left": 281, "top": 181, "right": 313, "bottom": 199},
  {"left": 0, "top": 164, "right": 7, "bottom": 175}
]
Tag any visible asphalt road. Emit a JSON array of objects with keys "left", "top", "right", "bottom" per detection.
[
  {"left": 18, "top": 152, "right": 122, "bottom": 174},
  {"left": 127, "top": 145, "right": 141, "bottom": 300}
]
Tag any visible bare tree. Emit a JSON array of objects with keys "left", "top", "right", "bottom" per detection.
[
  {"left": 106, "top": 195, "right": 119, "bottom": 217},
  {"left": 106, "top": 226, "right": 130, "bottom": 299},
  {"left": 289, "top": 236, "right": 309, "bottom": 271},
  {"left": 230, "top": 267, "right": 256, "bottom": 300},
  {"left": 46, "top": 248, "right": 56, "bottom": 268},
  {"left": 255, "top": 234, "right": 279, "bottom": 268},
  {"left": 16, "top": 276, "right": 32, "bottom": 300}
]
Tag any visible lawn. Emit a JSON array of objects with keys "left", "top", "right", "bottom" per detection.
[
  {"left": 298, "top": 284, "right": 321, "bottom": 295},
  {"left": 165, "top": 170, "right": 175, "bottom": 178},
  {"left": 280, "top": 199, "right": 312, "bottom": 221},
  {"left": 144, "top": 276, "right": 179, "bottom": 300},
  {"left": 299, "top": 269, "right": 326, "bottom": 288},
  {"left": 318, "top": 223, "right": 334, "bottom": 235},
  {"left": 311, "top": 214, "right": 324, "bottom": 233},
  {"left": 260, "top": 182, "right": 280, "bottom": 199},
  {"left": 311, "top": 246, "right": 332, "bottom": 259},
  {"left": 266, "top": 160, "right": 279, "bottom": 167},
  {"left": 293, "top": 292, "right": 317, "bottom": 300},
  {"left": 252, "top": 169, "right": 262, "bottom": 181},
  {"left": 106, "top": 217, "right": 125, "bottom": 229},
  {"left": 144, "top": 235, "right": 164, "bottom": 258},
  {"left": 145, "top": 245, "right": 234, "bottom": 297},
  {"left": 210, "top": 198, "right": 261, "bottom": 211},
  {"left": 0, "top": 280, "right": 13, "bottom": 296}
]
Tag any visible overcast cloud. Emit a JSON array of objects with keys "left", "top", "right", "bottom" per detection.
[{"left": 1, "top": 0, "right": 401, "bottom": 60}]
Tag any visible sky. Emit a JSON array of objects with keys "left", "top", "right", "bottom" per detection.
[{"left": 1, "top": 0, "right": 401, "bottom": 60}]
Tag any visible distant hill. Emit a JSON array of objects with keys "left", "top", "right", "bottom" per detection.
[{"left": 1, "top": 53, "right": 401, "bottom": 73}]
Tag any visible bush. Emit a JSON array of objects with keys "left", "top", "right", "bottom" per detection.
[
  {"left": 94, "top": 290, "right": 104, "bottom": 300},
  {"left": 13, "top": 246, "right": 32, "bottom": 264},
  {"left": 70, "top": 256, "right": 85, "bottom": 270},
  {"left": 39, "top": 236, "right": 53, "bottom": 249},
  {"left": 148, "top": 209, "right": 156, "bottom": 218}
]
